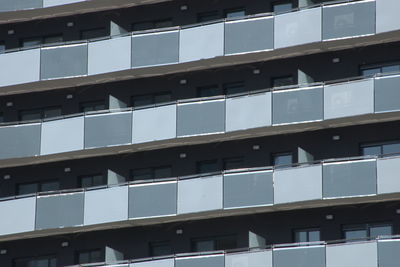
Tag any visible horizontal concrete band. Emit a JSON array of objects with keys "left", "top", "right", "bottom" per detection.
[{"left": 1, "top": 154, "right": 400, "bottom": 242}]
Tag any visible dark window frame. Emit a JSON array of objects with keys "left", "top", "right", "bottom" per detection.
[
  {"left": 19, "top": 106, "right": 62, "bottom": 121},
  {"left": 79, "top": 100, "right": 106, "bottom": 112},
  {"left": 293, "top": 227, "right": 321, "bottom": 243},
  {"left": 359, "top": 61, "right": 400, "bottom": 76},
  {"left": 130, "top": 165, "right": 172, "bottom": 181},
  {"left": 191, "top": 234, "right": 237, "bottom": 252},
  {"left": 196, "top": 159, "right": 219, "bottom": 174},
  {"left": 224, "top": 7, "right": 246, "bottom": 18},
  {"left": 78, "top": 173, "right": 106, "bottom": 188},
  {"left": 360, "top": 140, "right": 400, "bottom": 156},
  {"left": 342, "top": 222, "right": 393, "bottom": 241},
  {"left": 16, "top": 179, "right": 60, "bottom": 195},
  {"left": 271, "top": 152, "right": 294, "bottom": 167},
  {"left": 75, "top": 248, "right": 103, "bottom": 264},
  {"left": 149, "top": 240, "right": 172, "bottom": 257}
]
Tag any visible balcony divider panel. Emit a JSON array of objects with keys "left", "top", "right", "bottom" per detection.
[
  {"left": 272, "top": 86, "right": 323, "bottom": 125},
  {"left": 0, "top": 0, "right": 42, "bottom": 12},
  {"left": 128, "top": 181, "right": 177, "bottom": 219},
  {"left": 376, "top": 0, "right": 400, "bottom": 33},
  {"left": 177, "top": 99, "right": 225, "bottom": 137},
  {"left": 130, "top": 258, "right": 175, "bottom": 267},
  {"left": 88, "top": 36, "right": 131, "bottom": 75},
  {"left": 0, "top": 196, "right": 36, "bottom": 236},
  {"left": 0, "top": 123, "right": 41, "bottom": 160},
  {"left": 324, "top": 79, "right": 374, "bottom": 120},
  {"left": 377, "top": 157, "right": 400, "bottom": 194},
  {"left": 374, "top": 75, "right": 400, "bottom": 113},
  {"left": 84, "top": 186, "right": 128, "bottom": 225},
  {"left": 132, "top": 104, "right": 177, "bottom": 144},
  {"left": 175, "top": 254, "right": 225, "bottom": 267},
  {"left": 35, "top": 192, "right": 84, "bottom": 230},
  {"left": 326, "top": 241, "right": 378, "bottom": 267},
  {"left": 132, "top": 30, "right": 179, "bottom": 68},
  {"left": 225, "top": 92, "right": 272, "bottom": 132},
  {"left": 40, "top": 43, "right": 88, "bottom": 80},
  {"left": 224, "top": 16, "right": 274, "bottom": 55},
  {"left": 179, "top": 22, "right": 224, "bottom": 63},
  {"left": 177, "top": 175, "right": 223, "bottom": 214},
  {"left": 273, "top": 245, "right": 326, "bottom": 267},
  {"left": 377, "top": 239, "right": 400, "bottom": 267},
  {"left": 84, "top": 111, "right": 133, "bottom": 149},
  {"left": 225, "top": 250, "right": 272, "bottom": 267},
  {"left": 223, "top": 170, "right": 273, "bottom": 209},
  {"left": 40, "top": 116, "right": 84, "bottom": 155},
  {"left": 43, "top": 0, "right": 82, "bottom": 8},
  {"left": 0, "top": 48, "right": 40, "bottom": 87},
  {"left": 323, "top": 159, "right": 377, "bottom": 198},
  {"left": 322, "top": 0, "right": 376, "bottom": 41},
  {"left": 274, "top": 164, "right": 322, "bottom": 204},
  {"left": 274, "top": 7, "right": 322, "bottom": 49}
]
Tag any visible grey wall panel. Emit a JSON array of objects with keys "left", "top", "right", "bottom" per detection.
[
  {"left": 179, "top": 23, "right": 224, "bottom": 62},
  {"left": 225, "top": 17, "right": 273, "bottom": 55},
  {"left": 377, "top": 157, "right": 400, "bottom": 194},
  {"left": 374, "top": 75, "right": 400, "bottom": 113},
  {"left": 324, "top": 79, "right": 374, "bottom": 120},
  {"left": 376, "top": 0, "right": 400, "bottom": 33},
  {"left": 178, "top": 175, "right": 223, "bottom": 214},
  {"left": 84, "top": 186, "right": 128, "bottom": 225},
  {"left": 326, "top": 241, "right": 377, "bottom": 267},
  {"left": 225, "top": 251, "right": 272, "bottom": 267},
  {"left": 132, "top": 30, "right": 179, "bottom": 68},
  {"left": 323, "top": 160, "right": 377, "bottom": 198},
  {"left": 274, "top": 246, "right": 326, "bottom": 267},
  {"left": 224, "top": 170, "right": 273, "bottom": 209},
  {"left": 273, "top": 86, "right": 323, "bottom": 125},
  {"left": 0, "top": 0, "right": 42, "bottom": 12},
  {"left": 274, "top": 7, "right": 322, "bottom": 49},
  {"left": 132, "top": 105, "right": 177, "bottom": 144},
  {"left": 176, "top": 255, "right": 224, "bottom": 267},
  {"left": 0, "top": 123, "right": 41, "bottom": 160},
  {"left": 130, "top": 259, "right": 174, "bottom": 267},
  {"left": 88, "top": 36, "right": 131, "bottom": 75},
  {"left": 225, "top": 93, "right": 271, "bottom": 132},
  {"left": 40, "top": 116, "right": 84, "bottom": 155},
  {"left": 274, "top": 165, "right": 322, "bottom": 204},
  {"left": 322, "top": 1, "right": 376, "bottom": 40},
  {"left": 177, "top": 99, "right": 225, "bottom": 137},
  {"left": 0, "top": 49, "right": 40, "bottom": 87},
  {"left": 41, "top": 44, "right": 88, "bottom": 80},
  {"left": 43, "top": 0, "right": 83, "bottom": 8},
  {"left": 129, "top": 182, "right": 177, "bottom": 219},
  {"left": 36, "top": 192, "right": 84, "bottom": 229},
  {"left": 0, "top": 197, "right": 36, "bottom": 236},
  {"left": 378, "top": 240, "right": 400, "bottom": 267},
  {"left": 84, "top": 111, "right": 132, "bottom": 149}
]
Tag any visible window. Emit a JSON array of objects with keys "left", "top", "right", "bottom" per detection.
[
  {"left": 271, "top": 75, "right": 295, "bottom": 87},
  {"left": 223, "top": 157, "right": 245, "bottom": 170},
  {"left": 343, "top": 223, "right": 392, "bottom": 241},
  {"left": 79, "top": 174, "right": 106, "bottom": 188},
  {"left": 131, "top": 92, "right": 171, "bottom": 107},
  {"left": 197, "top": 85, "right": 222, "bottom": 97},
  {"left": 0, "top": 41, "right": 5, "bottom": 53},
  {"left": 223, "top": 81, "right": 246, "bottom": 95},
  {"left": 191, "top": 235, "right": 237, "bottom": 252},
  {"left": 76, "top": 249, "right": 102, "bottom": 264},
  {"left": 19, "top": 106, "right": 62, "bottom": 121},
  {"left": 361, "top": 141, "right": 400, "bottom": 156},
  {"left": 132, "top": 19, "right": 172, "bottom": 31},
  {"left": 131, "top": 166, "right": 172, "bottom": 181},
  {"left": 154, "top": 19, "right": 173, "bottom": 28},
  {"left": 14, "top": 255, "right": 56, "bottom": 267},
  {"left": 197, "top": 11, "right": 220, "bottom": 23},
  {"left": 80, "top": 100, "right": 106, "bottom": 112},
  {"left": 272, "top": 152, "right": 293, "bottom": 167},
  {"left": 149, "top": 241, "right": 172, "bottom": 257},
  {"left": 43, "top": 35, "right": 63, "bottom": 44},
  {"left": 294, "top": 228, "right": 321, "bottom": 243},
  {"left": 361, "top": 62, "right": 400, "bottom": 76},
  {"left": 0, "top": 112, "right": 4, "bottom": 123},
  {"left": 17, "top": 180, "right": 60, "bottom": 195},
  {"left": 272, "top": 1, "right": 294, "bottom": 13},
  {"left": 80, "top": 28, "right": 107, "bottom": 40},
  {"left": 21, "top": 35, "right": 63, "bottom": 47},
  {"left": 225, "top": 8, "right": 245, "bottom": 18},
  {"left": 196, "top": 159, "right": 219, "bottom": 174}
]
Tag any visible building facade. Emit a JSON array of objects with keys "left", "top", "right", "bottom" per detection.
[{"left": 0, "top": 0, "right": 399, "bottom": 266}]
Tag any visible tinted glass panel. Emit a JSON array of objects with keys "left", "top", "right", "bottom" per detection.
[
  {"left": 43, "top": 35, "right": 63, "bottom": 44},
  {"left": 344, "top": 229, "right": 367, "bottom": 240},
  {"left": 80, "top": 28, "right": 106, "bottom": 39},
  {"left": 0, "top": 42, "right": 5, "bottom": 53},
  {"left": 362, "top": 145, "right": 382, "bottom": 156},
  {"left": 22, "top": 37, "right": 41, "bottom": 47},
  {"left": 197, "top": 11, "right": 220, "bottom": 22},
  {"left": 150, "top": 241, "right": 172, "bottom": 256},
  {"left": 197, "top": 85, "right": 221, "bottom": 97},
  {"left": 132, "top": 95, "right": 153, "bottom": 107},
  {"left": 362, "top": 67, "right": 381, "bottom": 76},
  {"left": 154, "top": 19, "right": 173, "bottom": 28},
  {"left": 131, "top": 168, "right": 153, "bottom": 180},
  {"left": 295, "top": 231, "right": 308, "bottom": 242},
  {"left": 273, "top": 153, "right": 293, "bottom": 166},
  {"left": 383, "top": 143, "right": 400, "bottom": 155},
  {"left": 224, "top": 81, "right": 246, "bottom": 95},
  {"left": 20, "top": 109, "right": 42, "bottom": 121},
  {"left": 382, "top": 65, "right": 400, "bottom": 73},
  {"left": 154, "top": 166, "right": 172, "bottom": 179},
  {"left": 17, "top": 183, "right": 38, "bottom": 195},
  {"left": 154, "top": 93, "right": 172, "bottom": 104},
  {"left": 225, "top": 9, "right": 245, "bottom": 18},
  {"left": 44, "top": 107, "right": 62, "bottom": 118},
  {"left": 370, "top": 225, "right": 392, "bottom": 238},
  {"left": 196, "top": 160, "right": 219, "bottom": 173},
  {"left": 194, "top": 240, "right": 215, "bottom": 252},
  {"left": 216, "top": 236, "right": 237, "bottom": 250},
  {"left": 80, "top": 101, "right": 105, "bottom": 112},
  {"left": 41, "top": 181, "right": 59, "bottom": 192},
  {"left": 132, "top": 22, "right": 154, "bottom": 31},
  {"left": 223, "top": 157, "right": 244, "bottom": 170},
  {"left": 272, "top": 76, "right": 294, "bottom": 87},
  {"left": 273, "top": 2, "right": 293, "bottom": 13}
]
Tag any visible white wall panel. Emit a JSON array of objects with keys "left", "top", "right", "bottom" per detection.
[{"left": 0, "top": 197, "right": 36, "bottom": 236}]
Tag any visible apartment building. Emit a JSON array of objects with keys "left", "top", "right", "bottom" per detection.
[{"left": 0, "top": 0, "right": 399, "bottom": 266}]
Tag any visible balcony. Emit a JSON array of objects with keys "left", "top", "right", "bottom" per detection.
[
  {"left": 1, "top": 0, "right": 400, "bottom": 95},
  {"left": 1, "top": 154, "right": 400, "bottom": 242}
]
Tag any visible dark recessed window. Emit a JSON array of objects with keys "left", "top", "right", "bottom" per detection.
[
  {"left": 76, "top": 249, "right": 103, "bottom": 264},
  {"left": 0, "top": 112, "right": 4, "bottom": 123},
  {"left": 154, "top": 19, "right": 173, "bottom": 28},
  {"left": 196, "top": 159, "right": 219, "bottom": 174},
  {"left": 80, "top": 28, "right": 107, "bottom": 40},
  {"left": 197, "top": 85, "right": 222, "bottom": 97},
  {"left": 272, "top": 1, "right": 294, "bottom": 13},
  {"left": 43, "top": 35, "right": 63, "bottom": 44},
  {"left": 197, "top": 10, "right": 220, "bottom": 23},
  {"left": 361, "top": 141, "right": 400, "bottom": 156},
  {"left": 21, "top": 37, "right": 42, "bottom": 48},
  {"left": 271, "top": 75, "right": 295, "bottom": 87},
  {"left": 17, "top": 180, "right": 60, "bottom": 195},
  {"left": 343, "top": 223, "right": 392, "bottom": 242},
  {"left": 272, "top": 152, "right": 293, "bottom": 167},
  {"left": 131, "top": 92, "right": 172, "bottom": 107},
  {"left": 14, "top": 255, "right": 57, "bottom": 267},
  {"left": 132, "top": 19, "right": 172, "bottom": 31},
  {"left": 130, "top": 166, "right": 172, "bottom": 181},
  {"left": 80, "top": 101, "right": 106, "bottom": 112},
  {"left": 149, "top": 241, "right": 172, "bottom": 257},
  {"left": 191, "top": 235, "right": 237, "bottom": 252},
  {"left": 79, "top": 174, "right": 106, "bottom": 188},
  {"left": 0, "top": 41, "right": 5, "bottom": 53},
  {"left": 294, "top": 228, "right": 321, "bottom": 243},
  {"left": 224, "top": 8, "right": 246, "bottom": 18},
  {"left": 223, "top": 156, "right": 245, "bottom": 170},
  {"left": 360, "top": 62, "right": 400, "bottom": 76},
  {"left": 223, "top": 81, "right": 246, "bottom": 95},
  {"left": 19, "top": 107, "right": 62, "bottom": 121}
]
